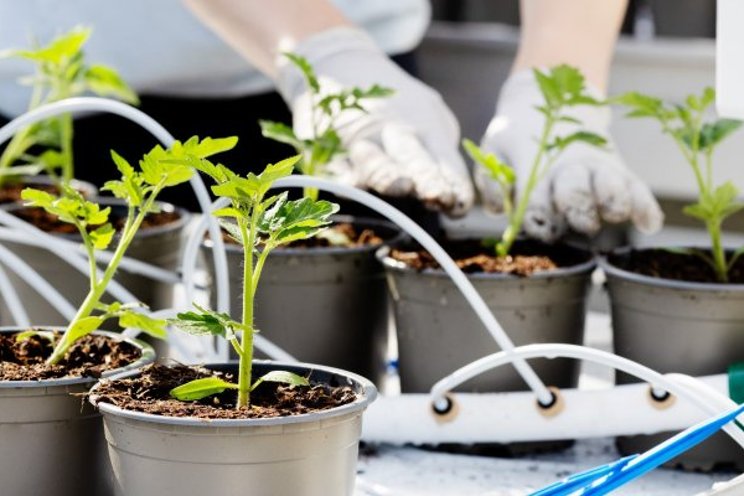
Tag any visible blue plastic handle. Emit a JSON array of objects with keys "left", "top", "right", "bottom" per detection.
[{"left": 531, "top": 402, "right": 744, "bottom": 496}]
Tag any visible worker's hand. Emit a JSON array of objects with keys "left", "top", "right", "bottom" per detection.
[
  {"left": 476, "top": 71, "right": 663, "bottom": 241},
  {"left": 276, "top": 27, "right": 474, "bottom": 217}
]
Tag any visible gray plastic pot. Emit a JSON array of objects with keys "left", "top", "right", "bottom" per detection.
[
  {"left": 90, "top": 360, "right": 377, "bottom": 496},
  {"left": 379, "top": 242, "right": 595, "bottom": 394},
  {"left": 0, "top": 199, "right": 190, "bottom": 327},
  {"left": 0, "top": 329, "right": 155, "bottom": 496},
  {"left": 602, "top": 248, "right": 744, "bottom": 470},
  {"left": 202, "top": 217, "right": 402, "bottom": 383}
]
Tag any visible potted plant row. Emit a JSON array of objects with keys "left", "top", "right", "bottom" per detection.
[
  {"left": 378, "top": 65, "right": 602, "bottom": 453},
  {"left": 0, "top": 27, "right": 190, "bottom": 327},
  {"left": 604, "top": 87, "right": 744, "bottom": 470},
  {"left": 0, "top": 136, "right": 218, "bottom": 495},
  {"left": 201, "top": 53, "right": 403, "bottom": 383},
  {"left": 90, "top": 148, "right": 377, "bottom": 496}
]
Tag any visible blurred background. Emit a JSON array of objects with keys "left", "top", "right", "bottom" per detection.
[{"left": 421, "top": 0, "right": 744, "bottom": 246}]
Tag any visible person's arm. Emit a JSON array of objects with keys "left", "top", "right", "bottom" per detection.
[{"left": 182, "top": 0, "right": 351, "bottom": 79}]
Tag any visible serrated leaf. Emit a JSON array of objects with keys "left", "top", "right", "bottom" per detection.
[
  {"left": 212, "top": 207, "right": 243, "bottom": 218},
  {"left": 260, "top": 195, "right": 339, "bottom": 246},
  {"left": 218, "top": 219, "right": 244, "bottom": 245},
  {"left": 119, "top": 311, "right": 168, "bottom": 340},
  {"left": 170, "top": 376, "right": 238, "bottom": 401},
  {"left": 533, "top": 68, "right": 560, "bottom": 107},
  {"left": 551, "top": 131, "right": 608, "bottom": 152},
  {"left": 699, "top": 119, "right": 743, "bottom": 150},
  {"left": 462, "top": 138, "right": 515, "bottom": 187},
  {"left": 250, "top": 370, "right": 310, "bottom": 392},
  {"left": 14, "top": 26, "right": 91, "bottom": 65},
  {"left": 175, "top": 136, "right": 238, "bottom": 159},
  {"left": 169, "top": 305, "right": 247, "bottom": 339}
]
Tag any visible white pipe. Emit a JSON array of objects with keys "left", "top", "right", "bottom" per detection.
[
  {"left": 0, "top": 228, "right": 181, "bottom": 284},
  {"left": 0, "top": 209, "right": 140, "bottom": 305},
  {"left": 0, "top": 97, "right": 229, "bottom": 332},
  {"left": 0, "top": 243, "right": 76, "bottom": 320},
  {"left": 362, "top": 375, "right": 734, "bottom": 444},
  {"left": 0, "top": 262, "right": 29, "bottom": 326},
  {"left": 428, "top": 344, "right": 744, "bottom": 448}
]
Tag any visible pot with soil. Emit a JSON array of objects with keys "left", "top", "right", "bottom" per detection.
[
  {"left": 0, "top": 328, "right": 155, "bottom": 496},
  {"left": 0, "top": 198, "right": 190, "bottom": 327},
  {"left": 0, "top": 174, "right": 97, "bottom": 205},
  {"left": 380, "top": 239, "right": 594, "bottom": 452},
  {"left": 602, "top": 247, "right": 744, "bottom": 470},
  {"left": 202, "top": 216, "right": 403, "bottom": 383},
  {"left": 90, "top": 360, "right": 376, "bottom": 496}
]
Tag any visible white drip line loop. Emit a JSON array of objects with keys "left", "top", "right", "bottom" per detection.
[{"left": 429, "top": 343, "right": 744, "bottom": 449}]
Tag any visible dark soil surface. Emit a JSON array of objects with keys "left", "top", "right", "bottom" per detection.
[
  {"left": 12, "top": 206, "right": 180, "bottom": 236},
  {"left": 92, "top": 363, "right": 358, "bottom": 420},
  {"left": 608, "top": 248, "right": 744, "bottom": 284},
  {"left": 390, "top": 239, "right": 590, "bottom": 277},
  {"left": 220, "top": 222, "right": 384, "bottom": 249},
  {"left": 0, "top": 332, "right": 140, "bottom": 381},
  {"left": 0, "top": 181, "right": 60, "bottom": 204}
]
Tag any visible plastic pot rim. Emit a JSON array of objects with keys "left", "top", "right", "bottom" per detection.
[
  {"left": 90, "top": 359, "right": 378, "bottom": 428},
  {"left": 202, "top": 214, "right": 405, "bottom": 257},
  {"left": 600, "top": 246, "right": 744, "bottom": 292},
  {"left": 376, "top": 242, "right": 597, "bottom": 281},
  {"left": 0, "top": 327, "right": 156, "bottom": 389}
]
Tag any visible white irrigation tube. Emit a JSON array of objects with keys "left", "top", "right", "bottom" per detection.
[
  {"left": 271, "top": 175, "right": 554, "bottom": 405},
  {"left": 0, "top": 228, "right": 181, "bottom": 285},
  {"left": 0, "top": 242, "right": 76, "bottom": 320},
  {"left": 427, "top": 344, "right": 744, "bottom": 448},
  {"left": 0, "top": 262, "right": 29, "bottom": 326},
  {"left": 362, "top": 374, "right": 735, "bottom": 444}
]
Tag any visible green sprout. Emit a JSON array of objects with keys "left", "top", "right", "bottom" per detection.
[
  {"left": 464, "top": 65, "right": 607, "bottom": 256},
  {"left": 19, "top": 136, "right": 233, "bottom": 365},
  {"left": 0, "top": 26, "right": 138, "bottom": 185},
  {"left": 260, "top": 52, "right": 393, "bottom": 201},
  {"left": 616, "top": 87, "right": 743, "bottom": 282},
  {"left": 168, "top": 154, "right": 339, "bottom": 408}
]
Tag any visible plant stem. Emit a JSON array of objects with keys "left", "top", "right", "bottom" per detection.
[
  {"left": 46, "top": 184, "right": 164, "bottom": 365},
  {"left": 498, "top": 115, "right": 555, "bottom": 256},
  {"left": 707, "top": 219, "right": 728, "bottom": 282},
  {"left": 59, "top": 112, "right": 74, "bottom": 183},
  {"left": 237, "top": 206, "right": 259, "bottom": 409}
]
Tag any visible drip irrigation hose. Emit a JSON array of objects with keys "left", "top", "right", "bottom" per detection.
[
  {"left": 429, "top": 343, "right": 744, "bottom": 449},
  {"left": 0, "top": 262, "right": 29, "bottom": 326}
]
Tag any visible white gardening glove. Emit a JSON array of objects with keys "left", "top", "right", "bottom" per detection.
[
  {"left": 476, "top": 70, "right": 664, "bottom": 241},
  {"left": 276, "top": 27, "right": 474, "bottom": 216}
]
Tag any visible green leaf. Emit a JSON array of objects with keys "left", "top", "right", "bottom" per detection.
[
  {"left": 699, "top": 119, "right": 743, "bottom": 150},
  {"left": 173, "top": 136, "right": 239, "bottom": 159},
  {"left": 170, "top": 376, "right": 238, "bottom": 401},
  {"left": 260, "top": 120, "right": 303, "bottom": 150},
  {"left": 550, "top": 131, "right": 608, "bottom": 152},
  {"left": 533, "top": 68, "right": 561, "bottom": 107},
  {"left": 15, "top": 329, "right": 56, "bottom": 344},
  {"left": 119, "top": 311, "right": 168, "bottom": 340},
  {"left": 13, "top": 26, "right": 91, "bottom": 65},
  {"left": 462, "top": 138, "right": 515, "bottom": 187},
  {"left": 284, "top": 52, "right": 320, "bottom": 93},
  {"left": 260, "top": 194, "right": 339, "bottom": 246},
  {"left": 218, "top": 219, "right": 244, "bottom": 245},
  {"left": 84, "top": 64, "right": 139, "bottom": 104},
  {"left": 169, "top": 305, "right": 248, "bottom": 339},
  {"left": 90, "top": 223, "right": 115, "bottom": 250},
  {"left": 250, "top": 370, "right": 310, "bottom": 392},
  {"left": 66, "top": 316, "right": 103, "bottom": 343}
]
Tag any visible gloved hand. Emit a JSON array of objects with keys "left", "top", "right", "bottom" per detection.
[
  {"left": 276, "top": 27, "right": 474, "bottom": 217},
  {"left": 476, "top": 71, "right": 664, "bottom": 241}
]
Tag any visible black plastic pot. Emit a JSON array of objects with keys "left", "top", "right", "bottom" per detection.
[
  {"left": 0, "top": 329, "right": 155, "bottom": 496},
  {"left": 0, "top": 199, "right": 190, "bottom": 327},
  {"left": 202, "top": 217, "right": 403, "bottom": 384},
  {"left": 90, "top": 360, "right": 377, "bottom": 496},
  {"left": 603, "top": 247, "right": 744, "bottom": 471}
]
